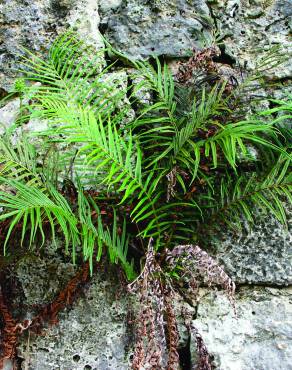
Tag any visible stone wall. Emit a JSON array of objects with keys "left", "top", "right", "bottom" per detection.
[{"left": 0, "top": 1, "right": 291, "bottom": 369}]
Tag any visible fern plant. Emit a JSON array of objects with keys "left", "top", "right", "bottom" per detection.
[{"left": 0, "top": 32, "right": 291, "bottom": 369}]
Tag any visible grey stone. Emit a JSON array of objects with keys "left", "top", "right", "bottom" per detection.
[
  {"left": 192, "top": 287, "right": 292, "bottom": 370},
  {"left": 210, "top": 214, "right": 292, "bottom": 285},
  {"left": 15, "top": 241, "right": 77, "bottom": 306},
  {"left": 211, "top": 0, "right": 292, "bottom": 79},
  {"left": 98, "top": 70, "right": 135, "bottom": 125},
  {"left": 0, "top": 98, "right": 20, "bottom": 134},
  {"left": 12, "top": 242, "right": 130, "bottom": 370},
  {"left": 0, "top": 95, "right": 50, "bottom": 147},
  {"left": 100, "top": 0, "right": 214, "bottom": 59},
  {"left": 0, "top": 0, "right": 103, "bottom": 90},
  {"left": 17, "top": 272, "right": 130, "bottom": 370},
  {"left": 1, "top": 359, "right": 14, "bottom": 370},
  {"left": 53, "top": 0, "right": 78, "bottom": 9},
  {"left": 99, "top": 0, "right": 123, "bottom": 12},
  {"left": 66, "top": 0, "right": 103, "bottom": 50}
]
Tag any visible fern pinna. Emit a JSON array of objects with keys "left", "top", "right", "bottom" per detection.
[{"left": 0, "top": 33, "right": 291, "bottom": 369}]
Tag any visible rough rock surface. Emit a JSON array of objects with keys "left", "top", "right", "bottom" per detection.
[
  {"left": 0, "top": 0, "right": 102, "bottom": 90},
  {"left": 0, "top": 1, "right": 291, "bottom": 369},
  {"left": 9, "top": 244, "right": 130, "bottom": 370},
  {"left": 193, "top": 287, "right": 292, "bottom": 370},
  {"left": 100, "top": 0, "right": 213, "bottom": 59},
  {"left": 15, "top": 244, "right": 77, "bottom": 306},
  {"left": 0, "top": 98, "right": 20, "bottom": 135},
  {"left": 212, "top": 0, "right": 292, "bottom": 79},
  {"left": 17, "top": 271, "right": 130, "bottom": 370},
  {"left": 211, "top": 214, "right": 292, "bottom": 285}
]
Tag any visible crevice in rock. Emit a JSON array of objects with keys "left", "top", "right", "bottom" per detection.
[
  {"left": 205, "top": 1, "right": 218, "bottom": 29},
  {"left": 0, "top": 88, "right": 8, "bottom": 101},
  {"left": 98, "top": 21, "right": 109, "bottom": 36},
  {"left": 234, "top": 283, "right": 292, "bottom": 289},
  {"left": 49, "top": 0, "right": 73, "bottom": 17},
  {"left": 213, "top": 45, "right": 236, "bottom": 67},
  {"left": 178, "top": 335, "right": 192, "bottom": 370},
  {"left": 126, "top": 73, "right": 136, "bottom": 109},
  {"left": 265, "top": 76, "right": 292, "bottom": 84},
  {"left": 264, "top": 16, "right": 287, "bottom": 31},
  {"left": 14, "top": 356, "right": 24, "bottom": 370}
]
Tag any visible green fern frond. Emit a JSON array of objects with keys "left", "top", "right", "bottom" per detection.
[
  {"left": 3, "top": 31, "right": 290, "bottom": 283},
  {"left": 149, "top": 114, "right": 280, "bottom": 183},
  {"left": 129, "top": 58, "right": 178, "bottom": 136},
  {"left": 27, "top": 100, "right": 168, "bottom": 240},
  {"left": 259, "top": 95, "right": 292, "bottom": 126},
  {"left": 0, "top": 173, "right": 136, "bottom": 278},
  {"left": 201, "top": 154, "right": 291, "bottom": 230},
  {"left": 201, "top": 120, "right": 280, "bottom": 170},
  {"left": 0, "top": 136, "right": 42, "bottom": 187},
  {"left": 133, "top": 58, "right": 175, "bottom": 112},
  {"left": 0, "top": 178, "right": 80, "bottom": 255},
  {"left": 78, "top": 190, "right": 136, "bottom": 279},
  {"left": 19, "top": 32, "right": 126, "bottom": 124},
  {"left": 137, "top": 83, "right": 228, "bottom": 175}
]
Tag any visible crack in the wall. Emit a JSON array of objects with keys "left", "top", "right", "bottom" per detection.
[{"left": 205, "top": 1, "right": 219, "bottom": 30}]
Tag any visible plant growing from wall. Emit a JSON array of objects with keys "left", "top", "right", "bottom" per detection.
[{"left": 0, "top": 33, "right": 291, "bottom": 369}]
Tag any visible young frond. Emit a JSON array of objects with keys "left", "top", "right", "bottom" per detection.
[
  {"left": 201, "top": 154, "right": 291, "bottom": 231},
  {"left": 189, "top": 83, "right": 229, "bottom": 130},
  {"left": 78, "top": 191, "right": 136, "bottom": 279},
  {"left": 19, "top": 32, "right": 127, "bottom": 122},
  {"left": 129, "top": 58, "right": 178, "bottom": 134},
  {"left": 0, "top": 136, "right": 42, "bottom": 187},
  {"left": 0, "top": 177, "right": 79, "bottom": 255},
  {"left": 253, "top": 44, "right": 289, "bottom": 75},
  {"left": 259, "top": 95, "right": 292, "bottom": 126},
  {"left": 133, "top": 58, "right": 176, "bottom": 113},
  {"left": 201, "top": 120, "right": 280, "bottom": 170},
  {"left": 142, "top": 83, "right": 229, "bottom": 174}
]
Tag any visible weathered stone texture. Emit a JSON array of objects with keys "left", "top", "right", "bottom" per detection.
[
  {"left": 211, "top": 0, "right": 292, "bottom": 79},
  {"left": 13, "top": 246, "right": 130, "bottom": 370},
  {"left": 193, "top": 287, "right": 292, "bottom": 370},
  {"left": 17, "top": 272, "right": 129, "bottom": 370},
  {"left": 100, "top": 0, "right": 213, "bottom": 59},
  {"left": 0, "top": 0, "right": 291, "bottom": 369},
  {"left": 212, "top": 214, "right": 292, "bottom": 285},
  {"left": 0, "top": 98, "right": 20, "bottom": 135},
  {"left": 0, "top": 0, "right": 102, "bottom": 90}
]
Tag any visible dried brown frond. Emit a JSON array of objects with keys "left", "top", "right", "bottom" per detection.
[
  {"left": 0, "top": 285, "right": 19, "bottom": 368},
  {"left": 0, "top": 262, "right": 90, "bottom": 367},
  {"left": 175, "top": 46, "right": 238, "bottom": 94},
  {"left": 166, "top": 167, "right": 178, "bottom": 202},
  {"left": 183, "top": 309, "right": 214, "bottom": 370},
  {"left": 166, "top": 245, "right": 235, "bottom": 306},
  {"left": 129, "top": 240, "right": 165, "bottom": 369},
  {"left": 129, "top": 242, "right": 235, "bottom": 369},
  {"left": 166, "top": 167, "right": 189, "bottom": 202},
  {"left": 29, "top": 261, "right": 90, "bottom": 332},
  {"left": 164, "top": 287, "right": 180, "bottom": 369},
  {"left": 175, "top": 47, "right": 220, "bottom": 86},
  {"left": 192, "top": 326, "right": 213, "bottom": 370}
]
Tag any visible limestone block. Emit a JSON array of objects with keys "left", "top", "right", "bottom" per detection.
[
  {"left": 192, "top": 287, "right": 292, "bottom": 370},
  {"left": 100, "top": 0, "right": 214, "bottom": 58}
]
